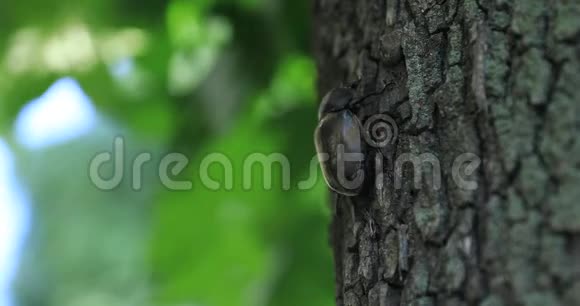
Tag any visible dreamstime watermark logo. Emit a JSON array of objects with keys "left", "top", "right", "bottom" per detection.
[
  {"left": 88, "top": 115, "right": 481, "bottom": 192},
  {"left": 363, "top": 114, "right": 398, "bottom": 148}
]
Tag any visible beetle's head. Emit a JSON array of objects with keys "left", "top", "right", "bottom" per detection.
[{"left": 318, "top": 87, "right": 356, "bottom": 120}]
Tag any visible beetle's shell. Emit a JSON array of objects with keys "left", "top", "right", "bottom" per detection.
[{"left": 314, "top": 109, "right": 364, "bottom": 196}]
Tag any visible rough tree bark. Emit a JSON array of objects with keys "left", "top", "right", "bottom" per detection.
[{"left": 313, "top": 0, "right": 580, "bottom": 305}]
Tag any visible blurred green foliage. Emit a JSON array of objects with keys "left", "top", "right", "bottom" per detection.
[{"left": 0, "top": 0, "right": 334, "bottom": 306}]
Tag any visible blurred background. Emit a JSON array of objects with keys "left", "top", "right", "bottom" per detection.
[{"left": 0, "top": 1, "right": 335, "bottom": 306}]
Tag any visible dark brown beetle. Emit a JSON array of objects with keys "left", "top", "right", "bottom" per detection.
[
  {"left": 314, "top": 87, "right": 365, "bottom": 196},
  {"left": 314, "top": 81, "right": 389, "bottom": 193}
]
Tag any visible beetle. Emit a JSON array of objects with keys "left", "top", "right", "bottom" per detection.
[
  {"left": 314, "top": 82, "right": 388, "bottom": 235},
  {"left": 314, "top": 86, "right": 365, "bottom": 196},
  {"left": 314, "top": 83, "right": 387, "bottom": 196}
]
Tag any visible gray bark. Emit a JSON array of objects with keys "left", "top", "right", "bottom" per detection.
[{"left": 313, "top": 0, "right": 580, "bottom": 305}]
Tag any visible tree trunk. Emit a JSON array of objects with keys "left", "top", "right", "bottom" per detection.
[{"left": 313, "top": 0, "right": 580, "bottom": 305}]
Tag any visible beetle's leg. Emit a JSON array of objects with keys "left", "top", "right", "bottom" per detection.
[
  {"left": 375, "top": 150, "right": 386, "bottom": 208},
  {"left": 364, "top": 210, "right": 377, "bottom": 237},
  {"left": 398, "top": 223, "right": 409, "bottom": 279},
  {"left": 331, "top": 192, "right": 338, "bottom": 217},
  {"left": 350, "top": 199, "right": 358, "bottom": 237},
  {"left": 344, "top": 78, "right": 361, "bottom": 90},
  {"left": 350, "top": 201, "right": 356, "bottom": 229},
  {"left": 348, "top": 79, "right": 390, "bottom": 109},
  {"left": 344, "top": 196, "right": 358, "bottom": 237}
]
